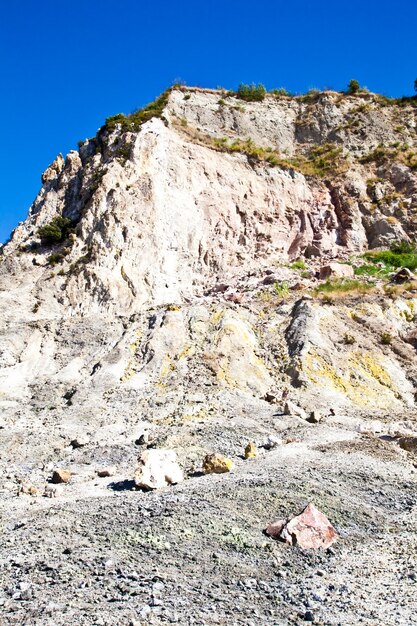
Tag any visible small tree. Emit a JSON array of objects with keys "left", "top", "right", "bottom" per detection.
[
  {"left": 347, "top": 79, "right": 361, "bottom": 94},
  {"left": 236, "top": 83, "right": 266, "bottom": 102},
  {"left": 414, "top": 78, "right": 417, "bottom": 94},
  {"left": 38, "top": 216, "right": 73, "bottom": 244}
]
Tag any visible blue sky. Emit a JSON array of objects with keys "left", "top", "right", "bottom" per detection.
[{"left": 1, "top": 0, "right": 417, "bottom": 243}]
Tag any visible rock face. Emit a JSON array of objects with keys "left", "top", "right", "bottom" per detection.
[
  {"left": 0, "top": 85, "right": 416, "bottom": 450},
  {"left": 1, "top": 86, "right": 417, "bottom": 626}
]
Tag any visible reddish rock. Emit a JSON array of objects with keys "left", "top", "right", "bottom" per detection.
[
  {"left": 265, "top": 519, "right": 287, "bottom": 538},
  {"left": 319, "top": 263, "right": 354, "bottom": 280},
  {"left": 266, "top": 503, "right": 338, "bottom": 549}
]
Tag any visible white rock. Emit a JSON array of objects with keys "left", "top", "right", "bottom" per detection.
[
  {"left": 44, "top": 484, "right": 63, "bottom": 498},
  {"left": 134, "top": 449, "right": 184, "bottom": 490},
  {"left": 263, "top": 435, "right": 282, "bottom": 450},
  {"left": 283, "top": 401, "right": 307, "bottom": 419}
]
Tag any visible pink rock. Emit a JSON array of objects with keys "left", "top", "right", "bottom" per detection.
[
  {"left": 266, "top": 503, "right": 338, "bottom": 549},
  {"left": 319, "top": 263, "right": 354, "bottom": 280},
  {"left": 265, "top": 519, "right": 287, "bottom": 538}
]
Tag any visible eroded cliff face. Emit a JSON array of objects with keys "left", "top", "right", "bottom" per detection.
[{"left": 0, "top": 87, "right": 416, "bottom": 418}]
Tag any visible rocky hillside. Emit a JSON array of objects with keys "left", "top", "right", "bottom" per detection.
[{"left": 0, "top": 86, "right": 416, "bottom": 625}]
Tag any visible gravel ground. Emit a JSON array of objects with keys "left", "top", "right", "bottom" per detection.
[{"left": 1, "top": 408, "right": 416, "bottom": 626}]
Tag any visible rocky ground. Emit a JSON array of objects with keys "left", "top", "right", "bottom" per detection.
[{"left": 1, "top": 368, "right": 416, "bottom": 625}]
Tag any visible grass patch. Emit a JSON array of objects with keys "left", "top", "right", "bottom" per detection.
[
  {"left": 315, "top": 279, "right": 374, "bottom": 296},
  {"left": 290, "top": 259, "right": 306, "bottom": 270},
  {"left": 363, "top": 241, "right": 417, "bottom": 272},
  {"left": 360, "top": 143, "right": 417, "bottom": 170}
]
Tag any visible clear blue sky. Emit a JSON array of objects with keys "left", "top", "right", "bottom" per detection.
[{"left": 1, "top": 0, "right": 417, "bottom": 243}]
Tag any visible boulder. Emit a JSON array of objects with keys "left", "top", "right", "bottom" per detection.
[
  {"left": 51, "top": 469, "right": 71, "bottom": 484},
  {"left": 262, "top": 435, "right": 282, "bottom": 450},
  {"left": 392, "top": 267, "right": 416, "bottom": 283},
  {"left": 319, "top": 263, "right": 354, "bottom": 280},
  {"left": 97, "top": 466, "right": 117, "bottom": 478},
  {"left": 306, "top": 410, "right": 322, "bottom": 424},
  {"left": 244, "top": 442, "right": 257, "bottom": 459},
  {"left": 398, "top": 436, "right": 417, "bottom": 453},
  {"left": 203, "top": 453, "right": 234, "bottom": 474},
  {"left": 266, "top": 503, "right": 338, "bottom": 549},
  {"left": 284, "top": 401, "right": 307, "bottom": 419},
  {"left": 134, "top": 449, "right": 184, "bottom": 490}
]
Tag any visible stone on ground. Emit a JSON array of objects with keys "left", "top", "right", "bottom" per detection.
[
  {"left": 134, "top": 449, "right": 184, "bottom": 490},
  {"left": 203, "top": 453, "right": 234, "bottom": 474}
]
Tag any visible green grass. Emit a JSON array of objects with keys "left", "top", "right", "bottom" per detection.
[
  {"left": 353, "top": 263, "right": 389, "bottom": 277},
  {"left": 314, "top": 279, "right": 374, "bottom": 294},
  {"left": 363, "top": 241, "right": 417, "bottom": 272},
  {"left": 209, "top": 137, "right": 348, "bottom": 179},
  {"left": 290, "top": 259, "right": 306, "bottom": 270}
]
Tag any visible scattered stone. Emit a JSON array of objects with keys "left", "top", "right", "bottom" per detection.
[
  {"left": 264, "top": 392, "right": 278, "bottom": 404},
  {"left": 262, "top": 274, "right": 277, "bottom": 285},
  {"left": 203, "top": 453, "right": 234, "bottom": 474},
  {"left": 319, "top": 263, "right": 354, "bottom": 280},
  {"left": 225, "top": 292, "right": 243, "bottom": 304},
  {"left": 266, "top": 503, "right": 338, "bottom": 549},
  {"left": 263, "top": 435, "right": 282, "bottom": 450},
  {"left": 398, "top": 436, "right": 417, "bottom": 453},
  {"left": 392, "top": 267, "right": 415, "bottom": 283},
  {"left": 134, "top": 430, "right": 154, "bottom": 446},
  {"left": 244, "top": 442, "right": 257, "bottom": 459},
  {"left": 134, "top": 449, "right": 184, "bottom": 490},
  {"left": 19, "top": 484, "right": 39, "bottom": 497},
  {"left": 284, "top": 401, "right": 307, "bottom": 419},
  {"left": 303, "top": 610, "right": 315, "bottom": 622},
  {"left": 51, "top": 469, "right": 71, "bottom": 484},
  {"left": 70, "top": 435, "right": 90, "bottom": 448},
  {"left": 44, "top": 484, "right": 63, "bottom": 498},
  {"left": 307, "top": 410, "right": 322, "bottom": 424},
  {"left": 97, "top": 466, "right": 117, "bottom": 478}
]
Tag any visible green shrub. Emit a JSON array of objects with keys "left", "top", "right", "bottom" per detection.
[
  {"left": 38, "top": 217, "right": 74, "bottom": 245},
  {"left": 364, "top": 240, "right": 417, "bottom": 271},
  {"left": 269, "top": 87, "right": 291, "bottom": 97},
  {"left": 380, "top": 332, "right": 393, "bottom": 345},
  {"left": 347, "top": 79, "right": 361, "bottom": 94},
  {"left": 236, "top": 83, "right": 266, "bottom": 102},
  {"left": 274, "top": 281, "right": 289, "bottom": 297},
  {"left": 291, "top": 259, "right": 306, "bottom": 270},
  {"left": 104, "top": 89, "right": 171, "bottom": 133}
]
